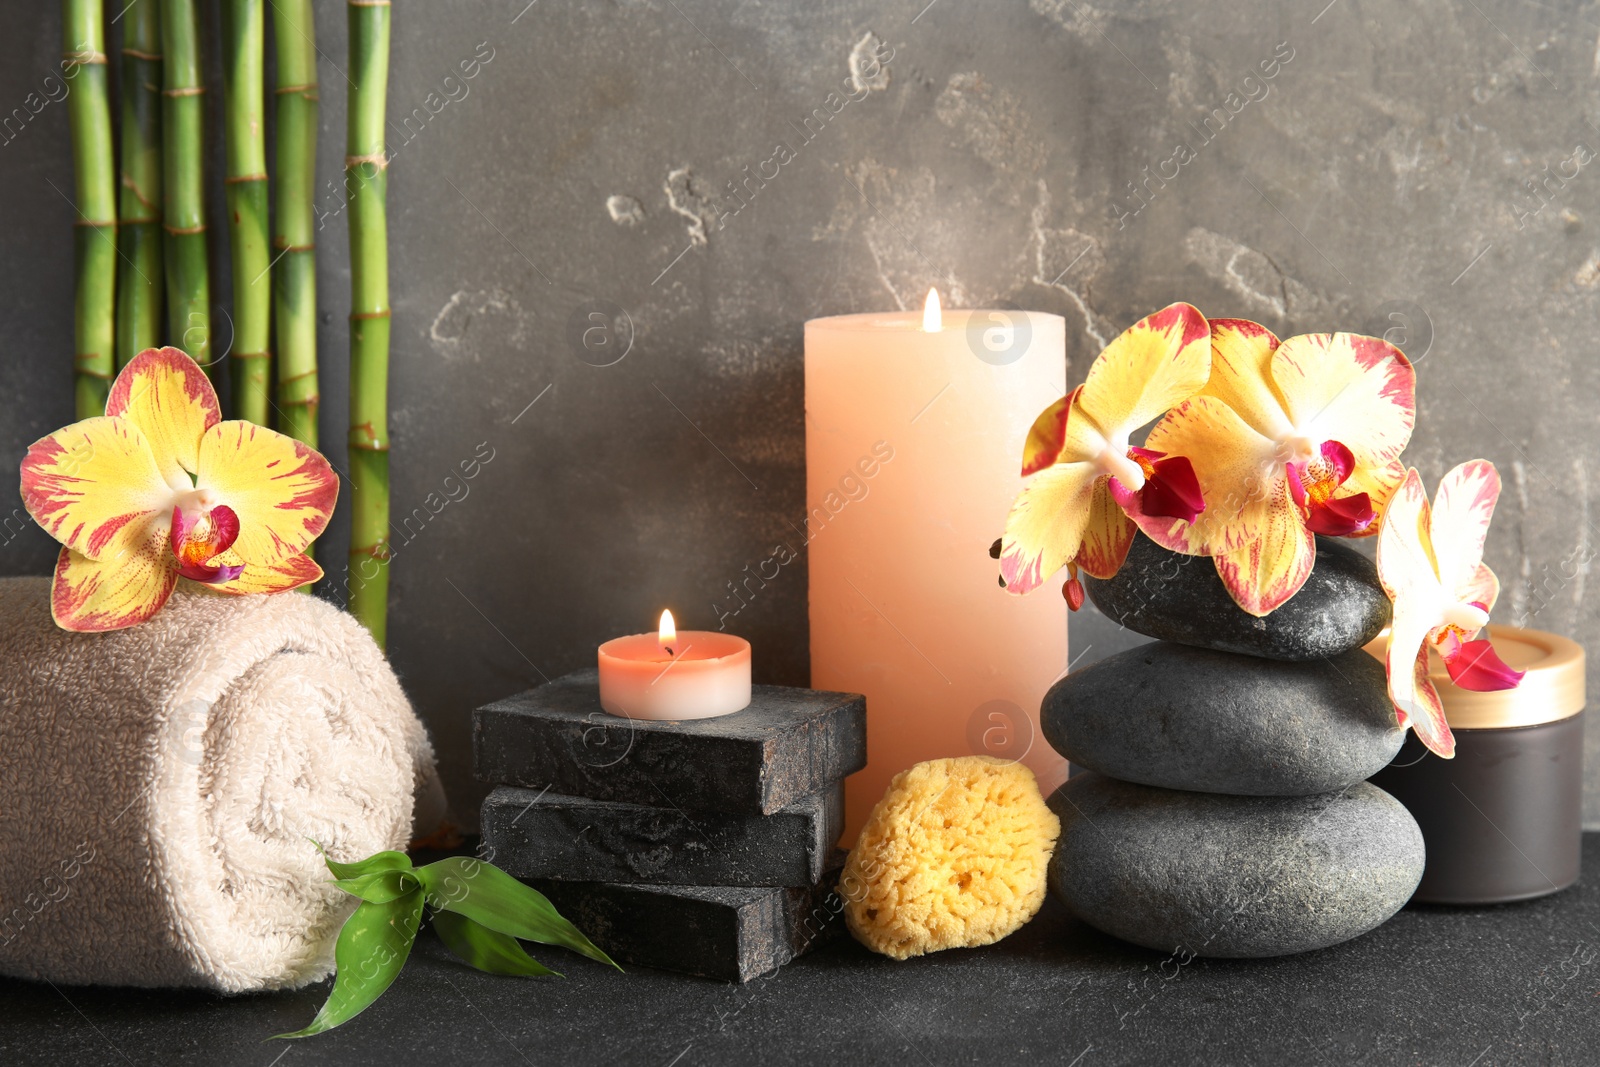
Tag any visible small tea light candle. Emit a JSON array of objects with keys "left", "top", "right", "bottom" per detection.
[{"left": 597, "top": 610, "right": 753, "bottom": 720}]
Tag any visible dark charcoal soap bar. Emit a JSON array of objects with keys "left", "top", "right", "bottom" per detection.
[
  {"left": 529, "top": 850, "right": 849, "bottom": 982},
  {"left": 481, "top": 782, "right": 844, "bottom": 887},
  {"left": 473, "top": 670, "right": 866, "bottom": 814}
]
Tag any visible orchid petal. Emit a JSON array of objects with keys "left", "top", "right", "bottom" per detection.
[
  {"left": 1021, "top": 389, "right": 1078, "bottom": 477},
  {"left": 1385, "top": 609, "right": 1454, "bottom": 756},
  {"left": 1000, "top": 462, "right": 1099, "bottom": 594},
  {"left": 1074, "top": 302, "right": 1210, "bottom": 438},
  {"left": 1271, "top": 333, "right": 1415, "bottom": 470},
  {"left": 1305, "top": 492, "right": 1375, "bottom": 537},
  {"left": 176, "top": 559, "right": 248, "bottom": 584},
  {"left": 1337, "top": 458, "right": 1406, "bottom": 537},
  {"left": 169, "top": 504, "right": 194, "bottom": 558},
  {"left": 1383, "top": 613, "right": 1429, "bottom": 726},
  {"left": 1132, "top": 396, "right": 1279, "bottom": 555},
  {"left": 207, "top": 549, "right": 324, "bottom": 595},
  {"left": 1138, "top": 454, "right": 1205, "bottom": 523},
  {"left": 1460, "top": 562, "right": 1501, "bottom": 615},
  {"left": 1319, "top": 440, "right": 1356, "bottom": 484},
  {"left": 1375, "top": 468, "right": 1439, "bottom": 604},
  {"left": 1429, "top": 460, "right": 1501, "bottom": 595},
  {"left": 1201, "top": 318, "right": 1293, "bottom": 441},
  {"left": 1443, "top": 638, "right": 1526, "bottom": 692},
  {"left": 1404, "top": 644, "right": 1455, "bottom": 758},
  {"left": 105, "top": 346, "right": 221, "bottom": 489},
  {"left": 209, "top": 504, "right": 241, "bottom": 555},
  {"left": 20, "top": 417, "right": 171, "bottom": 562},
  {"left": 196, "top": 422, "right": 339, "bottom": 565},
  {"left": 49, "top": 529, "right": 179, "bottom": 633},
  {"left": 1211, "top": 481, "right": 1317, "bottom": 616},
  {"left": 1285, "top": 461, "right": 1308, "bottom": 509},
  {"left": 1075, "top": 480, "right": 1137, "bottom": 579}
]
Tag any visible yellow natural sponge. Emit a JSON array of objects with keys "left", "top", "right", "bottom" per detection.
[{"left": 841, "top": 756, "right": 1060, "bottom": 960}]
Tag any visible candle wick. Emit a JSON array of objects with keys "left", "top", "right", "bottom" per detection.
[{"left": 665, "top": 645, "right": 675, "bottom": 656}]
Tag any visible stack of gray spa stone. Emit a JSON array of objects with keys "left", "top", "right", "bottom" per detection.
[
  {"left": 1044, "top": 535, "right": 1426, "bottom": 958},
  {"left": 473, "top": 669, "right": 866, "bottom": 980}
]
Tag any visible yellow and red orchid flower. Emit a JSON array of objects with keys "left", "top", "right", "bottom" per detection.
[
  {"left": 1000, "top": 303, "right": 1211, "bottom": 604},
  {"left": 1375, "top": 462, "right": 1524, "bottom": 758},
  {"left": 19, "top": 347, "right": 336, "bottom": 632},
  {"left": 1125, "top": 319, "right": 1416, "bottom": 616}
]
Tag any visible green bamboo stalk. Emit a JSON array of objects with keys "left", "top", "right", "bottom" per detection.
[
  {"left": 222, "top": 0, "right": 270, "bottom": 423},
  {"left": 63, "top": 0, "right": 117, "bottom": 416},
  {"left": 272, "top": 0, "right": 319, "bottom": 449},
  {"left": 160, "top": 0, "right": 210, "bottom": 378},
  {"left": 115, "top": 0, "right": 164, "bottom": 369},
  {"left": 347, "top": 0, "right": 392, "bottom": 646}
]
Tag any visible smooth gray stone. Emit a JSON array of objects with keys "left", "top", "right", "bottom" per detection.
[
  {"left": 482, "top": 783, "right": 843, "bottom": 887},
  {"left": 1049, "top": 774, "right": 1424, "bottom": 958},
  {"left": 474, "top": 671, "right": 866, "bottom": 814},
  {"left": 1081, "top": 534, "right": 1391, "bottom": 661},
  {"left": 528, "top": 850, "right": 848, "bottom": 982},
  {"left": 1042, "top": 642, "right": 1403, "bottom": 795}
]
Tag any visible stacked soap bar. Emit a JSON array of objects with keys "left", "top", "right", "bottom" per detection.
[
  {"left": 1045, "top": 535, "right": 1426, "bottom": 958},
  {"left": 474, "top": 669, "right": 866, "bottom": 981}
]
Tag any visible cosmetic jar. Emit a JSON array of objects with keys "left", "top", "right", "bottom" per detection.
[{"left": 1368, "top": 625, "right": 1585, "bottom": 905}]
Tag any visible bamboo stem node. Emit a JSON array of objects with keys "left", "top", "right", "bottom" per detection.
[
  {"left": 162, "top": 0, "right": 213, "bottom": 377},
  {"left": 71, "top": 359, "right": 115, "bottom": 378},
  {"left": 65, "top": 0, "right": 117, "bottom": 414}
]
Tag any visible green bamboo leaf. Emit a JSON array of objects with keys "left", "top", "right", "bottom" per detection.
[
  {"left": 415, "top": 857, "right": 621, "bottom": 970},
  {"left": 332, "top": 868, "right": 419, "bottom": 904},
  {"left": 313, "top": 841, "right": 412, "bottom": 880},
  {"left": 432, "top": 909, "right": 561, "bottom": 978},
  {"left": 272, "top": 889, "right": 424, "bottom": 1040}
]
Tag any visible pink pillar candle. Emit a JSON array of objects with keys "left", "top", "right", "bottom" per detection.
[
  {"left": 806, "top": 292, "right": 1070, "bottom": 845},
  {"left": 597, "top": 612, "right": 752, "bottom": 720}
]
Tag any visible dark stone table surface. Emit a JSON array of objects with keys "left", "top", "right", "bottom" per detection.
[{"left": 4, "top": 839, "right": 1600, "bottom": 1066}]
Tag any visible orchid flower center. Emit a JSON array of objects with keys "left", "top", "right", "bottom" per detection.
[
  {"left": 1295, "top": 452, "right": 1344, "bottom": 507},
  {"left": 1439, "top": 600, "right": 1491, "bottom": 634},
  {"left": 1431, "top": 600, "right": 1525, "bottom": 693},
  {"left": 1279, "top": 435, "right": 1318, "bottom": 466},
  {"left": 1096, "top": 443, "right": 1146, "bottom": 492},
  {"left": 172, "top": 487, "right": 222, "bottom": 524},
  {"left": 168, "top": 500, "right": 244, "bottom": 586}
]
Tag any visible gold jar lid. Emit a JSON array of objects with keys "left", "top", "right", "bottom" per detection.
[{"left": 1363, "top": 624, "right": 1585, "bottom": 729}]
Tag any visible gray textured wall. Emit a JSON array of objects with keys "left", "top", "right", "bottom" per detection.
[{"left": 3, "top": 0, "right": 1599, "bottom": 827}]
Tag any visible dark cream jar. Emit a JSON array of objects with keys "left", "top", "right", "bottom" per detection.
[{"left": 1369, "top": 625, "right": 1585, "bottom": 905}]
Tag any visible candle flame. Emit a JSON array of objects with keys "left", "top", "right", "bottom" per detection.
[
  {"left": 658, "top": 609, "right": 677, "bottom": 653},
  {"left": 922, "top": 288, "right": 942, "bottom": 333}
]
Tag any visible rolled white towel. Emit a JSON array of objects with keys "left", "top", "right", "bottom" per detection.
[{"left": 0, "top": 576, "right": 443, "bottom": 992}]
